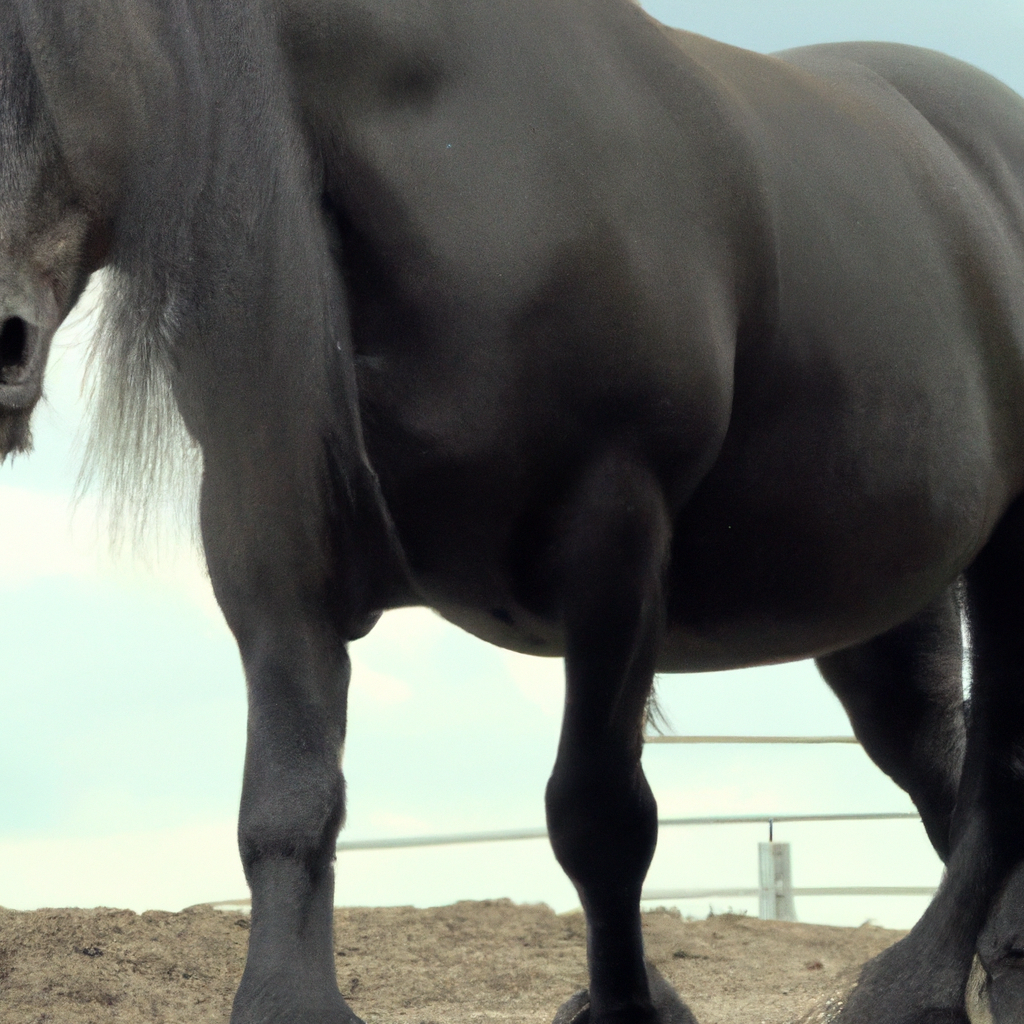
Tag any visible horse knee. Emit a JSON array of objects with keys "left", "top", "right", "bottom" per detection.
[
  {"left": 238, "top": 760, "right": 345, "bottom": 877},
  {"left": 236, "top": 635, "right": 351, "bottom": 877}
]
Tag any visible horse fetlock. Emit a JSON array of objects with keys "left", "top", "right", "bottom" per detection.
[
  {"left": 974, "top": 860, "right": 1024, "bottom": 1023},
  {"left": 838, "top": 994, "right": 970, "bottom": 1024},
  {"left": 837, "top": 935, "right": 973, "bottom": 1024},
  {"left": 553, "top": 988, "right": 593, "bottom": 1024}
]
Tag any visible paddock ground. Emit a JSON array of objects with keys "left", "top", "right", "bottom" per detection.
[{"left": 0, "top": 900, "right": 903, "bottom": 1023}]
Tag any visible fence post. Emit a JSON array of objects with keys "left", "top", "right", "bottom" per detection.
[{"left": 759, "top": 842, "right": 796, "bottom": 921}]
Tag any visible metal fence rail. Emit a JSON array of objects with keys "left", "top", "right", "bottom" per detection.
[
  {"left": 336, "top": 812, "right": 920, "bottom": 851},
  {"left": 329, "top": 734, "right": 937, "bottom": 917},
  {"left": 213, "top": 734, "right": 937, "bottom": 918},
  {"left": 642, "top": 886, "right": 937, "bottom": 900},
  {"left": 645, "top": 735, "right": 859, "bottom": 744},
  {"left": 337, "top": 827, "right": 549, "bottom": 851}
]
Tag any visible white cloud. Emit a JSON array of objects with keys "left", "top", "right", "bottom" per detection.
[
  {"left": 0, "top": 820, "right": 246, "bottom": 912},
  {"left": 501, "top": 649, "right": 564, "bottom": 719},
  {"left": 0, "top": 487, "right": 102, "bottom": 583},
  {"left": 349, "top": 666, "right": 413, "bottom": 706},
  {"left": 357, "top": 606, "right": 454, "bottom": 655},
  {"left": 0, "top": 484, "right": 222, "bottom": 622},
  {"left": 365, "top": 810, "right": 431, "bottom": 835}
]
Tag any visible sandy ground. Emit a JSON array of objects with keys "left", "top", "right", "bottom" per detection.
[{"left": 0, "top": 900, "right": 904, "bottom": 1024}]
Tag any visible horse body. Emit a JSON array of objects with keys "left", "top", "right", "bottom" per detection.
[
  {"left": 663, "top": 38, "right": 1024, "bottom": 667},
  {"left": 5, "top": 1, "right": 1024, "bottom": 1022},
  {"left": 293, "top": 3, "right": 1024, "bottom": 669}
]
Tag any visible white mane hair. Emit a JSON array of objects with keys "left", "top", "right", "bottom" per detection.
[{"left": 77, "top": 268, "right": 202, "bottom": 554}]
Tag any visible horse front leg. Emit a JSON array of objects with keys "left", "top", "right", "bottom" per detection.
[
  {"left": 544, "top": 451, "right": 696, "bottom": 1024},
  {"left": 198, "top": 465, "right": 367, "bottom": 1024},
  {"left": 230, "top": 622, "right": 360, "bottom": 1024}
]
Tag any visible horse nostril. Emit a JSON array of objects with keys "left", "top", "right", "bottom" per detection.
[{"left": 0, "top": 317, "right": 28, "bottom": 382}]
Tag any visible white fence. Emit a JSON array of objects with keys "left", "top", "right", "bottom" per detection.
[
  {"left": 334, "top": 733, "right": 939, "bottom": 919},
  {"left": 334, "top": 810, "right": 920, "bottom": 853}
]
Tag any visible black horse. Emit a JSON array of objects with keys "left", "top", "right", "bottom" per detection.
[{"left": 3, "top": 1, "right": 1024, "bottom": 1022}]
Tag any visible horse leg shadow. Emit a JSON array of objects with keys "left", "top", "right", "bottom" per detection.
[
  {"left": 836, "top": 500, "right": 1024, "bottom": 1024},
  {"left": 542, "top": 449, "right": 697, "bottom": 1024}
]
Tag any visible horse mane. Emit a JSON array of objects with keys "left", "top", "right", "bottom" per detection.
[
  {"left": 77, "top": 269, "right": 202, "bottom": 552},
  {"left": 35, "top": 0, "right": 221, "bottom": 553},
  {"left": 45, "top": 0, "right": 309, "bottom": 557},
  {"left": 48, "top": 0, "right": 216, "bottom": 553},
  {"left": 30, "top": 0, "right": 400, "bottom": 595}
]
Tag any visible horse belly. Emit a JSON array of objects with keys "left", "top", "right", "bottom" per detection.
[
  {"left": 652, "top": 60, "right": 1024, "bottom": 672},
  {"left": 658, "top": 373, "right": 1010, "bottom": 672}
]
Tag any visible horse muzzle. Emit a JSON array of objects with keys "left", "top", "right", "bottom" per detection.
[{"left": 0, "top": 288, "right": 60, "bottom": 456}]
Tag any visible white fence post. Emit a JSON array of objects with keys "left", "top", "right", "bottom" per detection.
[{"left": 758, "top": 842, "right": 796, "bottom": 921}]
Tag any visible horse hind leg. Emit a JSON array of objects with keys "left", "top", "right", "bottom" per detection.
[
  {"left": 543, "top": 450, "right": 696, "bottom": 1024},
  {"left": 839, "top": 500, "right": 1024, "bottom": 1024},
  {"left": 816, "top": 585, "right": 967, "bottom": 862},
  {"left": 975, "top": 859, "right": 1024, "bottom": 1022}
]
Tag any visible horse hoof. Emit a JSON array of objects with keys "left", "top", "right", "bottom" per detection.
[
  {"left": 552, "top": 964, "right": 698, "bottom": 1024},
  {"left": 647, "top": 962, "right": 699, "bottom": 1023},
  {"left": 553, "top": 988, "right": 591, "bottom": 1024}
]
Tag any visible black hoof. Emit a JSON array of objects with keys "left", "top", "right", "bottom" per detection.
[
  {"left": 552, "top": 963, "right": 698, "bottom": 1024},
  {"left": 553, "top": 988, "right": 591, "bottom": 1024}
]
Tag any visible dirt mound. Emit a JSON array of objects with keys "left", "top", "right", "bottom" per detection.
[{"left": 0, "top": 900, "right": 901, "bottom": 1023}]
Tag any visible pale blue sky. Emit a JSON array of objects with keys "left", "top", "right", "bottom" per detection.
[{"left": 2, "top": 2, "right": 1020, "bottom": 926}]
